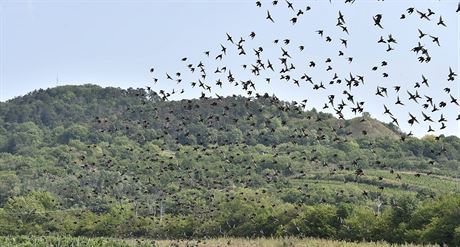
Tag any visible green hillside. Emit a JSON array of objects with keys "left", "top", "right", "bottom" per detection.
[{"left": 0, "top": 85, "right": 459, "bottom": 246}]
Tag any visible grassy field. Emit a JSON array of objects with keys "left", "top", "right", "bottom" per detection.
[
  {"left": 281, "top": 167, "right": 459, "bottom": 210},
  {"left": 290, "top": 167, "right": 460, "bottom": 197},
  {"left": 0, "top": 236, "right": 441, "bottom": 247},
  {"left": 154, "top": 238, "right": 441, "bottom": 247}
]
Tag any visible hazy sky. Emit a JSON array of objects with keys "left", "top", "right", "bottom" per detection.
[{"left": 0, "top": 0, "right": 459, "bottom": 137}]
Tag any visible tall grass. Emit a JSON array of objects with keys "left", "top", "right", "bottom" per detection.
[
  {"left": 0, "top": 236, "right": 440, "bottom": 247},
  {"left": 154, "top": 237, "right": 440, "bottom": 247}
]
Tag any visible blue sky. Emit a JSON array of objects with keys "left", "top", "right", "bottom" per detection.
[{"left": 0, "top": 0, "right": 458, "bottom": 137}]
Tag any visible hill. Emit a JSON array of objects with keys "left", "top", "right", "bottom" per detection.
[
  {"left": 0, "top": 85, "right": 459, "bottom": 246},
  {"left": 0, "top": 84, "right": 401, "bottom": 140}
]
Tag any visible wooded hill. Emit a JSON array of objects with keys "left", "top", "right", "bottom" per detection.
[{"left": 0, "top": 85, "right": 458, "bottom": 245}]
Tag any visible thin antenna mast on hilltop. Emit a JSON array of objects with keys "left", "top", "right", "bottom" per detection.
[{"left": 56, "top": 72, "right": 59, "bottom": 86}]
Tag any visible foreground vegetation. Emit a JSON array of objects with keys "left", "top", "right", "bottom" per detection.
[
  {"left": 0, "top": 236, "right": 152, "bottom": 247},
  {"left": 1, "top": 192, "right": 458, "bottom": 245},
  {"left": 0, "top": 85, "right": 459, "bottom": 246},
  {"left": 0, "top": 236, "right": 442, "bottom": 247}
]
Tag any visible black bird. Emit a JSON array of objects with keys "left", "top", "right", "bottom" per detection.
[
  {"left": 286, "top": 0, "right": 294, "bottom": 11},
  {"left": 390, "top": 116, "right": 399, "bottom": 126},
  {"left": 437, "top": 16, "right": 446, "bottom": 27},
  {"left": 413, "top": 42, "right": 425, "bottom": 54},
  {"left": 438, "top": 114, "right": 447, "bottom": 123},
  {"left": 429, "top": 35, "right": 440, "bottom": 46},
  {"left": 425, "top": 95, "right": 433, "bottom": 106},
  {"left": 375, "top": 87, "right": 385, "bottom": 97},
  {"left": 408, "top": 113, "right": 419, "bottom": 126},
  {"left": 221, "top": 44, "right": 227, "bottom": 55},
  {"left": 422, "top": 112, "right": 433, "bottom": 122},
  {"left": 451, "top": 95, "right": 459, "bottom": 106},
  {"left": 338, "top": 11, "right": 345, "bottom": 24},
  {"left": 448, "top": 67, "right": 457, "bottom": 81},
  {"left": 440, "top": 122, "right": 447, "bottom": 130},
  {"left": 417, "top": 10, "right": 431, "bottom": 21},
  {"left": 226, "top": 33, "right": 234, "bottom": 43},
  {"left": 281, "top": 48, "right": 291, "bottom": 58},
  {"left": 386, "top": 44, "right": 394, "bottom": 52},
  {"left": 266, "top": 10, "right": 275, "bottom": 23},
  {"left": 420, "top": 75, "right": 429, "bottom": 87},
  {"left": 408, "top": 91, "right": 419, "bottom": 103},
  {"left": 418, "top": 29, "right": 426, "bottom": 39},
  {"left": 427, "top": 125, "right": 434, "bottom": 132},
  {"left": 383, "top": 105, "right": 393, "bottom": 115},
  {"left": 387, "top": 34, "right": 397, "bottom": 43},
  {"left": 373, "top": 14, "right": 383, "bottom": 28}
]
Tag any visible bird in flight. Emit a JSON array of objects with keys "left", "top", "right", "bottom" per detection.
[
  {"left": 266, "top": 10, "right": 275, "bottom": 23},
  {"left": 373, "top": 14, "right": 383, "bottom": 29}
]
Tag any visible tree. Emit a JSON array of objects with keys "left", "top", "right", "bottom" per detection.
[
  {"left": 1, "top": 191, "right": 59, "bottom": 235},
  {"left": 340, "top": 206, "right": 390, "bottom": 242},
  {"left": 57, "top": 124, "right": 90, "bottom": 144},
  {"left": 407, "top": 195, "right": 460, "bottom": 246},
  {"left": 7, "top": 122, "right": 44, "bottom": 152},
  {"left": 0, "top": 173, "right": 20, "bottom": 206},
  {"left": 288, "top": 204, "right": 338, "bottom": 238}
]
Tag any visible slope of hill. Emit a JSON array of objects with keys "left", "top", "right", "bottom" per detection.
[
  {"left": 0, "top": 84, "right": 401, "bottom": 140},
  {"left": 0, "top": 85, "right": 459, "bottom": 246}
]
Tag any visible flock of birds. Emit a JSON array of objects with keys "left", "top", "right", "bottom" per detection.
[
  {"left": 145, "top": 0, "right": 458, "bottom": 138},
  {"left": 59, "top": 0, "right": 460, "bottom": 238}
]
